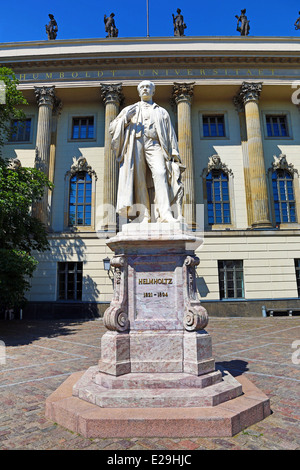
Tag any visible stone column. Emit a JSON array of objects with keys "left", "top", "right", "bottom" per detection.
[
  {"left": 33, "top": 86, "right": 58, "bottom": 227},
  {"left": 233, "top": 94, "right": 253, "bottom": 227},
  {"left": 100, "top": 83, "right": 124, "bottom": 231},
  {"left": 238, "top": 82, "right": 271, "bottom": 228},
  {"left": 172, "top": 82, "right": 196, "bottom": 229},
  {"left": 48, "top": 99, "right": 63, "bottom": 228}
]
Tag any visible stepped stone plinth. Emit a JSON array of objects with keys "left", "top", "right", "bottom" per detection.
[{"left": 46, "top": 223, "right": 270, "bottom": 437}]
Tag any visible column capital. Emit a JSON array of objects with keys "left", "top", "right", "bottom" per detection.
[
  {"left": 100, "top": 83, "right": 124, "bottom": 106},
  {"left": 34, "top": 85, "right": 57, "bottom": 107},
  {"left": 172, "top": 82, "right": 195, "bottom": 105},
  {"left": 238, "top": 82, "right": 263, "bottom": 105}
]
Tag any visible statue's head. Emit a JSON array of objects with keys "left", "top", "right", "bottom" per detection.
[
  {"left": 49, "top": 14, "right": 54, "bottom": 19},
  {"left": 137, "top": 80, "right": 155, "bottom": 100},
  {"left": 111, "top": 13, "right": 115, "bottom": 17},
  {"left": 177, "top": 8, "right": 181, "bottom": 14}
]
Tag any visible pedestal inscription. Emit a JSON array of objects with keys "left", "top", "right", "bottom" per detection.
[
  {"left": 132, "top": 261, "right": 179, "bottom": 329},
  {"left": 136, "top": 274, "right": 175, "bottom": 313}
]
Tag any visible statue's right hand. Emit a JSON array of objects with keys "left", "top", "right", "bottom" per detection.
[{"left": 126, "top": 107, "right": 136, "bottom": 122}]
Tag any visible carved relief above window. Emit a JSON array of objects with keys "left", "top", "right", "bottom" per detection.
[
  {"left": 271, "top": 154, "right": 298, "bottom": 176},
  {"left": 65, "top": 156, "right": 97, "bottom": 180},
  {"left": 207, "top": 155, "right": 233, "bottom": 176}
]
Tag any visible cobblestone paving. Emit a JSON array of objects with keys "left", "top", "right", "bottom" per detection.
[{"left": 0, "top": 317, "right": 299, "bottom": 450}]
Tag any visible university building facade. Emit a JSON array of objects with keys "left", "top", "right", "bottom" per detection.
[{"left": 2, "top": 36, "right": 300, "bottom": 317}]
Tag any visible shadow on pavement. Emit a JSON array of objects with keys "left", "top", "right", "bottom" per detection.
[
  {"left": 0, "top": 318, "right": 99, "bottom": 347},
  {"left": 216, "top": 359, "right": 249, "bottom": 377}
]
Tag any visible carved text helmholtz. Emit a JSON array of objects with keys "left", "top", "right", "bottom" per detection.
[{"left": 138, "top": 278, "right": 173, "bottom": 285}]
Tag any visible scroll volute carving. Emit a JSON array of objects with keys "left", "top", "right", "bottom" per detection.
[
  {"left": 103, "top": 255, "right": 129, "bottom": 332},
  {"left": 183, "top": 255, "right": 208, "bottom": 331}
]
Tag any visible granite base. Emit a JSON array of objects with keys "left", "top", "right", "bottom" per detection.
[
  {"left": 45, "top": 370, "right": 271, "bottom": 438},
  {"left": 72, "top": 366, "right": 242, "bottom": 408}
]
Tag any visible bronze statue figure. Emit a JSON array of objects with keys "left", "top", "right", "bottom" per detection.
[
  {"left": 235, "top": 9, "right": 250, "bottom": 36},
  {"left": 172, "top": 8, "right": 187, "bottom": 37},
  {"left": 104, "top": 13, "right": 118, "bottom": 38},
  {"left": 45, "top": 14, "right": 58, "bottom": 40},
  {"left": 295, "top": 12, "right": 300, "bottom": 30}
]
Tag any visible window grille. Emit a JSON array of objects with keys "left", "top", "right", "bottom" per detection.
[
  {"left": 58, "top": 262, "right": 83, "bottom": 301},
  {"left": 218, "top": 260, "right": 244, "bottom": 299},
  {"left": 206, "top": 170, "right": 231, "bottom": 224}
]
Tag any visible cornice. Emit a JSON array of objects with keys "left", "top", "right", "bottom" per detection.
[
  {"left": 3, "top": 55, "right": 300, "bottom": 71},
  {"left": 2, "top": 36, "right": 300, "bottom": 70},
  {"left": 2, "top": 35, "right": 300, "bottom": 48}
]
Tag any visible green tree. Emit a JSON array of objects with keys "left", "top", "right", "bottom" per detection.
[
  {"left": 0, "top": 67, "right": 52, "bottom": 314},
  {"left": 0, "top": 67, "right": 27, "bottom": 147}
]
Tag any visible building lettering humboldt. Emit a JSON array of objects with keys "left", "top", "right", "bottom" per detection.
[{"left": 16, "top": 68, "right": 285, "bottom": 82}]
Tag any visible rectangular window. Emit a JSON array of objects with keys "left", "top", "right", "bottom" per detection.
[
  {"left": 71, "top": 116, "right": 94, "bottom": 140},
  {"left": 69, "top": 172, "right": 92, "bottom": 226},
  {"left": 272, "top": 170, "right": 296, "bottom": 224},
  {"left": 203, "top": 115, "right": 225, "bottom": 137},
  {"left": 57, "top": 262, "right": 83, "bottom": 301},
  {"left": 218, "top": 260, "right": 244, "bottom": 299},
  {"left": 295, "top": 260, "right": 300, "bottom": 297},
  {"left": 9, "top": 118, "right": 31, "bottom": 142},
  {"left": 207, "top": 170, "right": 231, "bottom": 224},
  {"left": 266, "top": 115, "right": 289, "bottom": 137}
]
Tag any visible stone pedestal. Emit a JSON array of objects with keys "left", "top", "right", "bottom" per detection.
[
  {"left": 97, "top": 223, "right": 213, "bottom": 378},
  {"left": 46, "top": 223, "right": 270, "bottom": 437}
]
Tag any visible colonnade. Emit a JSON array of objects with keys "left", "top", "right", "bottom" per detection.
[{"left": 32, "top": 81, "right": 271, "bottom": 231}]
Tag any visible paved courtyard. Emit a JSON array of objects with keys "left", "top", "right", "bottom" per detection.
[{"left": 0, "top": 316, "right": 299, "bottom": 450}]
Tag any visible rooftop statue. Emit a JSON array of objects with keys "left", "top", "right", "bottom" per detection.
[
  {"left": 104, "top": 13, "right": 119, "bottom": 38},
  {"left": 172, "top": 8, "right": 187, "bottom": 37},
  {"left": 45, "top": 14, "right": 58, "bottom": 40},
  {"left": 295, "top": 12, "right": 300, "bottom": 30},
  {"left": 235, "top": 9, "right": 250, "bottom": 36},
  {"left": 110, "top": 80, "right": 184, "bottom": 224}
]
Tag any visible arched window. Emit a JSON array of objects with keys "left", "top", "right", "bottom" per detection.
[
  {"left": 69, "top": 171, "right": 92, "bottom": 226},
  {"left": 206, "top": 169, "right": 231, "bottom": 225},
  {"left": 272, "top": 169, "right": 296, "bottom": 224}
]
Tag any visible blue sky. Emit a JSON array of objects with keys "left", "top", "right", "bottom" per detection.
[{"left": 1, "top": 0, "right": 300, "bottom": 42}]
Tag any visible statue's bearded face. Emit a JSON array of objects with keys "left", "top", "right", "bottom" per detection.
[{"left": 138, "top": 81, "right": 155, "bottom": 101}]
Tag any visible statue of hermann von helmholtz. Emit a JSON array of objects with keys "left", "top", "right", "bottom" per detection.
[{"left": 109, "top": 80, "right": 184, "bottom": 224}]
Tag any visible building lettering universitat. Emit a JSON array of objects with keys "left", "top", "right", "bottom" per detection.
[
  {"left": 15, "top": 68, "right": 284, "bottom": 81},
  {"left": 2, "top": 35, "right": 300, "bottom": 318}
]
